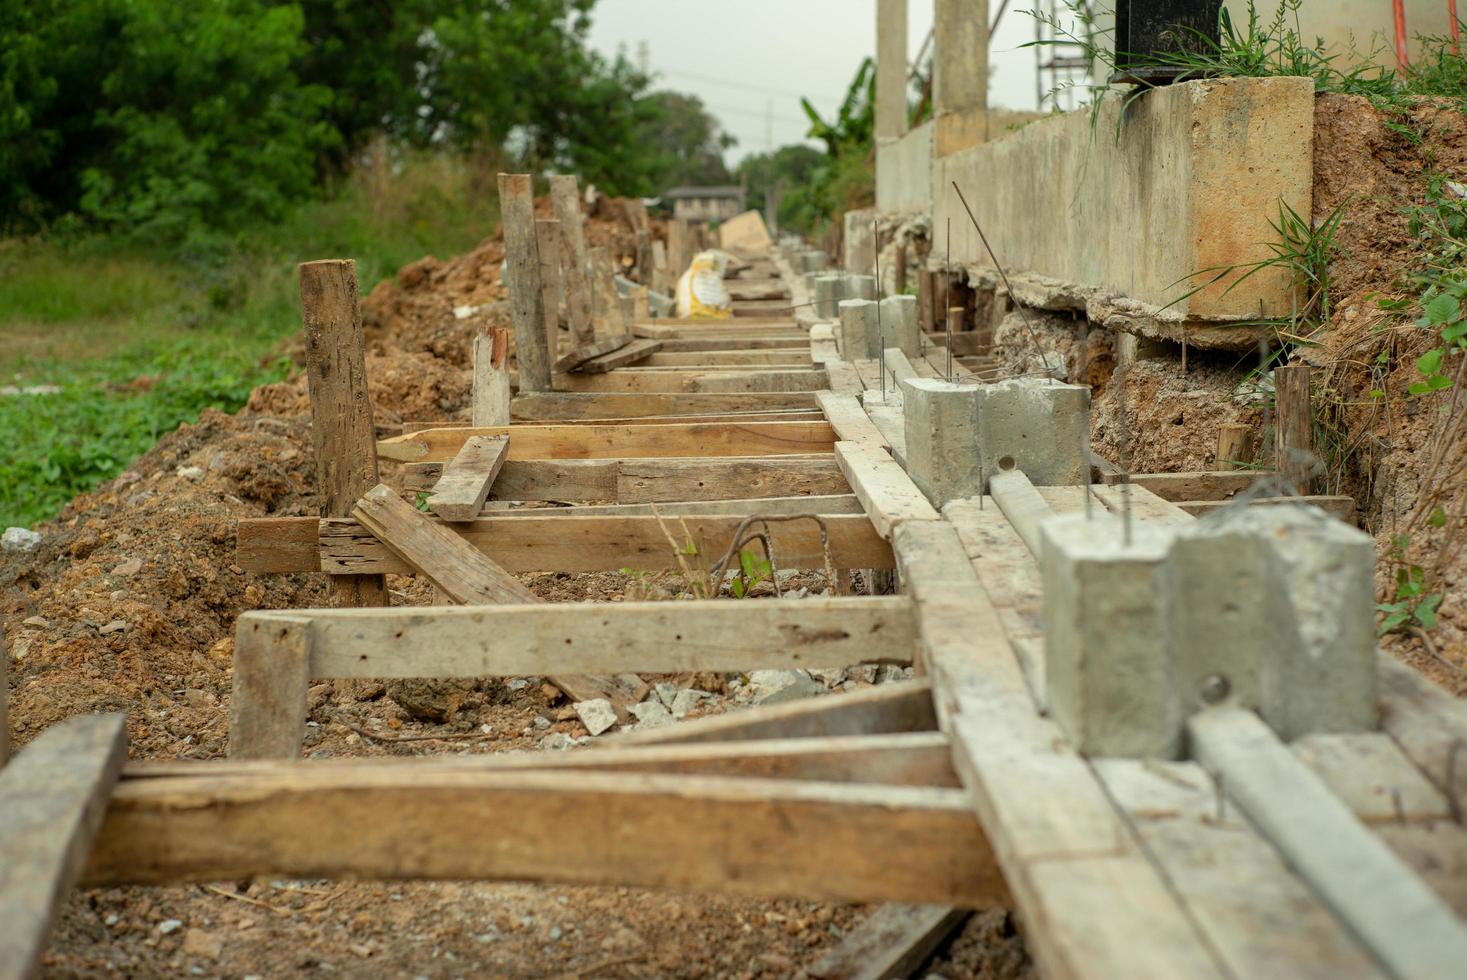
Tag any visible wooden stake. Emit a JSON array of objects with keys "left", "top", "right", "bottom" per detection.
[
  {"left": 0, "top": 613, "right": 8, "bottom": 769},
  {"left": 549, "top": 175, "right": 595, "bottom": 346},
  {"left": 590, "top": 245, "right": 625, "bottom": 335},
  {"left": 299, "top": 259, "right": 387, "bottom": 607},
  {"left": 668, "top": 218, "right": 690, "bottom": 278},
  {"left": 1273, "top": 364, "right": 1312, "bottom": 493},
  {"left": 652, "top": 240, "right": 670, "bottom": 296},
  {"left": 1216, "top": 423, "right": 1254, "bottom": 471},
  {"left": 535, "top": 218, "right": 563, "bottom": 359},
  {"left": 894, "top": 242, "right": 907, "bottom": 295},
  {"left": 230, "top": 617, "right": 311, "bottom": 759},
  {"left": 472, "top": 327, "right": 511, "bottom": 427},
  {"left": 497, "top": 173, "right": 551, "bottom": 392}
]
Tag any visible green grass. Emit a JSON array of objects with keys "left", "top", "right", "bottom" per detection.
[{"left": 0, "top": 150, "right": 500, "bottom": 528}]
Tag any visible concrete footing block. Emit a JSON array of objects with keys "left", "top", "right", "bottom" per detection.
[
  {"left": 814, "top": 274, "right": 844, "bottom": 318},
  {"left": 880, "top": 295, "right": 921, "bottom": 356},
  {"left": 1041, "top": 514, "right": 1180, "bottom": 758},
  {"left": 973, "top": 378, "right": 1090, "bottom": 487},
  {"left": 900, "top": 378, "right": 982, "bottom": 508},
  {"left": 838, "top": 300, "right": 877, "bottom": 359},
  {"left": 848, "top": 275, "right": 877, "bottom": 301},
  {"left": 1169, "top": 507, "right": 1378, "bottom": 740}
]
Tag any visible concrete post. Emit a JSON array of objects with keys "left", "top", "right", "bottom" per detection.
[
  {"left": 1169, "top": 506, "right": 1378, "bottom": 740},
  {"left": 847, "top": 275, "right": 878, "bottom": 302},
  {"left": 875, "top": 0, "right": 909, "bottom": 142},
  {"left": 880, "top": 295, "right": 922, "bottom": 357},
  {"left": 845, "top": 208, "right": 879, "bottom": 275},
  {"left": 1041, "top": 513, "right": 1181, "bottom": 758},
  {"left": 973, "top": 378, "right": 1090, "bottom": 487},
  {"left": 814, "top": 274, "right": 845, "bottom": 319},
  {"left": 901, "top": 378, "right": 983, "bottom": 507},
  {"left": 933, "top": 0, "right": 989, "bottom": 156},
  {"left": 838, "top": 300, "right": 878, "bottom": 359}
]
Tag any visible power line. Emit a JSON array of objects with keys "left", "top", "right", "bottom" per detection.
[{"left": 654, "top": 65, "right": 812, "bottom": 100}]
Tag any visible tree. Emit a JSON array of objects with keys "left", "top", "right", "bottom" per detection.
[
  {"left": 735, "top": 144, "right": 824, "bottom": 219},
  {"left": 630, "top": 91, "right": 737, "bottom": 193}
]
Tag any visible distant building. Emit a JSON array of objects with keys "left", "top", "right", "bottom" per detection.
[{"left": 662, "top": 186, "right": 746, "bottom": 223}]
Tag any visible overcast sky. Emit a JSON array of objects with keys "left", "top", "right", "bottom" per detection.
[{"left": 586, "top": 1, "right": 1076, "bottom": 165}]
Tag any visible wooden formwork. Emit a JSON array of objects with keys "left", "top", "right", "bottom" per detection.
[{"left": 7, "top": 187, "right": 1465, "bottom": 980}]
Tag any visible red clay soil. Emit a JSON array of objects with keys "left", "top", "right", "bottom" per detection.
[{"left": 3, "top": 195, "right": 1029, "bottom": 978}]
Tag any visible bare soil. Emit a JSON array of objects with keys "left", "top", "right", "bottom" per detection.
[{"left": 5, "top": 196, "right": 1028, "bottom": 978}]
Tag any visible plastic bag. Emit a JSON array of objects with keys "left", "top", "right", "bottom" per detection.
[{"left": 674, "top": 250, "right": 733, "bottom": 319}]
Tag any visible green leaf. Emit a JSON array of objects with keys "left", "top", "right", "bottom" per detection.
[
  {"left": 1417, "top": 348, "right": 1444, "bottom": 375},
  {"left": 1425, "top": 293, "right": 1461, "bottom": 325},
  {"left": 1416, "top": 594, "right": 1444, "bottom": 630},
  {"left": 1429, "top": 506, "right": 1449, "bottom": 528}
]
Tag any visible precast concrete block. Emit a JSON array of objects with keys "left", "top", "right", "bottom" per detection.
[
  {"left": 973, "top": 378, "right": 1090, "bottom": 487},
  {"left": 1041, "top": 513, "right": 1181, "bottom": 758},
  {"left": 838, "top": 300, "right": 877, "bottom": 359},
  {"left": 880, "top": 295, "right": 922, "bottom": 356},
  {"left": 900, "top": 378, "right": 982, "bottom": 507},
  {"left": 847, "top": 275, "right": 878, "bottom": 301},
  {"left": 1169, "top": 505, "right": 1377, "bottom": 740},
  {"left": 814, "top": 274, "right": 845, "bottom": 319},
  {"left": 805, "top": 249, "right": 830, "bottom": 272}
]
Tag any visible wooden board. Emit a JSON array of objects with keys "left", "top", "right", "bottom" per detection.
[
  {"left": 498, "top": 174, "right": 551, "bottom": 390},
  {"left": 552, "top": 334, "right": 632, "bottom": 373},
  {"left": 656, "top": 337, "right": 809, "bottom": 352},
  {"left": 237, "top": 513, "right": 893, "bottom": 575},
  {"left": 489, "top": 495, "right": 864, "bottom": 518},
  {"left": 401, "top": 455, "right": 849, "bottom": 503},
  {"left": 0, "top": 714, "right": 128, "bottom": 980},
  {"left": 242, "top": 596, "right": 914, "bottom": 677},
  {"left": 378, "top": 421, "right": 837, "bottom": 464},
  {"left": 612, "top": 679, "right": 938, "bottom": 747},
  {"left": 835, "top": 441, "right": 940, "bottom": 539},
  {"left": 642, "top": 350, "right": 811, "bottom": 367},
  {"left": 809, "top": 905, "right": 969, "bottom": 980},
  {"left": 1177, "top": 496, "right": 1356, "bottom": 522},
  {"left": 513, "top": 391, "right": 819, "bottom": 421},
  {"left": 554, "top": 368, "right": 827, "bottom": 393},
  {"left": 817, "top": 392, "right": 890, "bottom": 448},
  {"left": 353, "top": 485, "right": 539, "bottom": 605},
  {"left": 426, "top": 435, "right": 508, "bottom": 522},
  {"left": 85, "top": 771, "right": 1005, "bottom": 908},
  {"left": 574, "top": 338, "right": 662, "bottom": 373}
]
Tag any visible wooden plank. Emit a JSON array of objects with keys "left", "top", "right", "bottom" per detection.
[
  {"left": 535, "top": 218, "right": 562, "bottom": 352},
  {"left": 245, "top": 596, "right": 914, "bottom": 678},
  {"left": 610, "top": 679, "right": 937, "bottom": 747},
  {"left": 643, "top": 350, "right": 810, "bottom": 367},
  {"left": 808, "top": 905, "right": 970, "bottom": 980},
  {"left": 1123, "top": 470, "right": 1266, "bottom": 501},
  {"left": 498, "top": 173, "right": 550, "bottom": 391},
  {"left": 1274, "top": 363, "right": 1313, "bottom": 493},
  {"left": 1377, "top": 654, "right": 1467, "bottom": 818},
  {"left": 513, "top": 391, "right": 819, "bottom": 420},
  {"left": 817, "top": 391, "right": 890, "bottom": 448},
  {"left": 1089, "top": 483, "right": 1194, "bottom": 526},
  {"left": 574, "top": 338, "right": 662, "bottom": 373},
  {"left": 835, "top": 441, "right": 940, "bottom": 539},
  {"left": 1292, "top": 733, "right": 1453, "bottom": 824},
  {"left": 317, "top": 512, "right": 892, "bottom": 575},
  {"left": 299, "top": 259, "right": 387, "bottom": 608},
  {"left": 0, "top": 715, "right": 128, "bottom": 980},
  {"left": 617, "top": 456, "right": 849, "bottom": 503},
  {"left": 1191, "top": 706, "right": 1467, "bottom": 980},
  {"left": 378, "top": 421, "right": 837, "bottom": 464},
  {"left": 85, "top": 771, "right": 1005, "bottom": 908},
  {"left": 656, "top": 337, "right": 808, "bottom": 352},
  {"left": 1095, "top": 758, "right": 1387, "bottom": 980},
  {"left": 472, "top": 326, "right": 511, "bottom": 426},
  {"left": 1177, "top": 495, "right": 1357, "bottom": 521},
  {"left": 500, "top": 494, "right": 864, "bottom": 518},
  {"left": 589, "top": 244, "right": 624, "bottom": 334},
  {"left": 549, "top": 174, "right": 595, "bottom": 346},
  {"left": 403, "top": 458, "right": 618, "bottom": 499},
  {"left": 555, "top": 368, "right": 827, "bottom": 393},
  {"left": 229, "top": 616, "right": 311, "bottom": 759},
  {"left": 353, "top": 485, "right": 539, "bottom": 604},
  {"left": 426, "top": 435, "right": 509, "bottom": 522},
  {"left": 552, "top": 334, "right": 632, "bottom": 373},
  {"left": 632, "top": 322, "right": 803, "bottom": 340},
  {"left": 129, "top": 733, "right": 959, "bottom": 788}
]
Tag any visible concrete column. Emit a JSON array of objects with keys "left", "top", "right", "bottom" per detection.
[
  {"left": 880, "top": 295, "right": 921, "bottom": 356},
  {"left": 814, "top": 274, "right": 845, "bottom": 319},
  {"left": 875, "top": 0, "right": 909, "bottom": 142},
  {"left": 901, "top": 378, "right": 983, "bottom": 507},
  {"left": 838, "top": 299, "right": 878, "bottom": 359},
  {"left": 1041, "top": 514, "right": 1180, "bottom": 758},
  {"left": 846, "top": 275, "right": 878, "bottom": 302},
  {"left": 1169, "top": 507, "right": 1377, "bottom": 740},
  {"left": 973, "top": 378, "right": 1090, "bottom": 487},
  {"left": 845, "top": 208, "right": 878, "bottom": 275},
  {"left": 933, "top": 0, "right": 989, "bottom": 156}
]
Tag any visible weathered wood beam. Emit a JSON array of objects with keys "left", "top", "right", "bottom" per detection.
[
  {"left": 642, "top": 350, "right": 811, "bottom": 367},
  {"left": 548, "top": 174, "right": 595, "bottom": 346},
  {"left": 835, "top": 441, "right": 940, "bottom": 540},
  {"left": 574, "top": 338, "right": 662, "bottom": 373},
  {"left": 498, "top": 173, "right": 551, "bottom": 391},
  {"left": 426, "top": 435, "right": 509, "bottom": 522},
  {"left": 378, "top": 421, "right": 836, "bottom": 464},
  {"left": 656, "top": 337, "right": 809, "bottom": 352},
  {"left": 486, "top": 494, "right": 863, "bottom": 518},
  {"left": 299, "top": 259, "right": 387, "bottom": 608},
  {"left": 809, "top": 904, "right": 970, "bottom": 980},
  {"left": 472, "top": 326, "right": 511, "bottom": 427},
  {"left": 554, "top": 368, "right": 828, "bottom": 394},
  {"left": 237, "top": 512, "right": 891, "bottom": 575},
  {"left": 0, "top": 715, "right": 128, "bottom": 980},
  {"left": 85, "top": 772, "right": 1005, "bottom": 908},
  {"left": 552, "top": 334, "right": 632, "bottom": 373},
  {"left": 1176, "top": 496, "right": 1356, "bottom": 522},
  {"left": 513, "top": 391, "right": 819, "bottom": 421}
]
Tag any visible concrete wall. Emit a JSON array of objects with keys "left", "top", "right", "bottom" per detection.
[
  {"left": 932, "top": 76, "right": 1313, "bottom": 323},
  {"left": 875, "top": 121, "right": 935, "bottom": 215}
]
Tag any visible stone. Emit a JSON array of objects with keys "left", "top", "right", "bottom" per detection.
[
  {"left": 669, "top": 689, "right": 709, "bottom": 719},
  {"left": 176, "top": 466, "right": 205, "bottom": 482},
  {"left": 99, "top": 620, "right": 130, "bottom": 636},
  {"left": 806, "top": 667, "right": 848, "bottom": 687},
  {"left": 573, "top": 698, "right": 618, "bottom": 737},
  {"left": 1041, "top": 513, "right": 1180, "bottom": 758},
  {"left": 2, "top": 527, "right": 41, "bottom": 552},
  {"left": 1169, "top": 505, "right": 1377, "bottom": 740},
  {"left": 386, "top": 678, "right": 475, "bottom": 721},
  {"left": 901, "top": 378, "right": 983, "bottom": 507},
  {"left": 110, "top": 557, "right": 142, "bottom": 577},
  {"left": 540, "top": 732, "right": 577, "bottom": 751},
  {"left": 973, "top": 377, "right": 1090, "bottom": 487},
  {"left": 653, "top": 682, "right": 680, "bottom": 709},
  {"left": 532, "top": 715, "right": 551, "bottom": 730},
  {"left": 629, "top": 700, "right": 673, "bottom": 730},
  {"left": 159, "top": 919, "right": 184, "bottom": 935},
  {"left": 748, "top": 669, "right": 824, "bottom": 705},
  {"left": 21, "top": 616, "right": 49, "bottom": 629}
]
